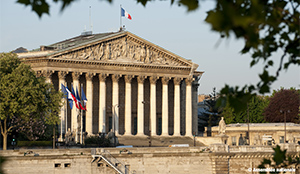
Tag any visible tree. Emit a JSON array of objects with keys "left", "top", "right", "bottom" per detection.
[
  {"left": 198, "top": 88, "right": 223, "bottom": 136},
  {"left": 258, "top": 145, "right": 300, "bottom": 174},
  {"left": 0, "top": 53, "right": 62, "bottom": 150},
  {"left": 264, "top": 88, "right": 300, "bottom": 123},
  {"left": 15, "top": 0, "right": 300, "bottom": 113},
  {"left": 222, "top": 95, "right": 269, "bottom": 124}
]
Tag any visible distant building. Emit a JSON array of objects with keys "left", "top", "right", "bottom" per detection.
[
  {"left": 208, "top": 123, "right": 300, "bottom": 146},
  {"left": 17, "top": 30, "right": 204, "bottom": 142}
]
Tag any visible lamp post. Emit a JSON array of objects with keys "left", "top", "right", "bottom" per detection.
[
  {"left": 112, "top": 104, "right": 119, "bottom": 146},
  {"left": 280, "top": 110, "right": 290, "bottom": 144},
  {"left": 142, "top": 101, "right": 151, "bottom": 147}
]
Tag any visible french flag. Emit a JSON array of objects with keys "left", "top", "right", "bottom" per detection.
[{"left": 121, "top": 7, "right": 132, "bottom": 20}]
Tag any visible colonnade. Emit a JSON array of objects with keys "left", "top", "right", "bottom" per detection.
[{"left": 42, "top": 70, "right": 197, "bottom": 141}]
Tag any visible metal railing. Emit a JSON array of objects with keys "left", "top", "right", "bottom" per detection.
[{"left": 91, "top": 149, "right": 132, "bottom": 174}]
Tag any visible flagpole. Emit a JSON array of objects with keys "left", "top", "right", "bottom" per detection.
[
  {"left": 81, "top": 83, "right": 83, "bottom": 145},
  {"left": 64, "top": 82, "right": 67, "bottom": 141},
  {"left": 120, "top": 4, "right": 122, "bottom": 31}
]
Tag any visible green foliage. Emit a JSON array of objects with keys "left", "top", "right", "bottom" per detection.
[
  {"left": 258, "top": 145, "right": 300, "bottom": 174},
  {"left": 85, "top": 135, "right": 111, "bottom": 147},
  {"left": 0, "top": 53, "right": 62, "bottom": 149},
  {"left": 17, "top": 140, "right": 52, "bottom": 147},
  {"left": 222, "top": 95, "right": 269, "bottom": 124}
]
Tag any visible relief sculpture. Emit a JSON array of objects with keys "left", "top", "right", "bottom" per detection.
[{"left": 55, "top": 37, "right": 182, "bottom": 66}]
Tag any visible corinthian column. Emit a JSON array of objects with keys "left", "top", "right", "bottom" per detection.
[
  {"left": 42, "top": 70, "right": 54, "bottom": 84},
  {"left": 58, "top": 71, "right": 67, "bottom": 141},
  {"left": 185, "top": 78, "right": 193, "bottom": 137},
  {"left": 173, "top": 77, "right": 182, "bottom": 136},
  {"left": 136, "top": 76, "right": 146, "bottom": 136},
  {"left": 86, "top": 73, "right": 94, "bottom": 136},
  {"left": 161, "top": 76, "right": 170, "bottom": 136},
  {"left": 72, "top": 72, "right": 81, "bottom": 142},
  {"left": 124, "top": 75, "right": 133, "bottom": 136},
  {"left": 149, "top": 76, "right": 158, "bottom": 136},
  {"left": 99, "top": 73, "right": 108, "bottom": 133},
  {"left": 112, "top": 74, "right": 121, "bottom": 135}
]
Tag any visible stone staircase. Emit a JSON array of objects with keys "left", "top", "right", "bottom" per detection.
[{"left": 91, "top": 149, "right": 132, "bottom": 174}]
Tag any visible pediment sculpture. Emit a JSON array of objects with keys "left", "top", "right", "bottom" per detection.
[{"left": 53, "top": 37, "right": 187, "bottom": 66}]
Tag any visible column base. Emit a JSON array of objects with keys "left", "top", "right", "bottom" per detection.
[
  {"left": 185, "top": 133, "right": 193, "bottom": 137},
  {"left": 135, "top": 133, "right": 147, "bottom": 137},
  {"left": 122, "top": 134, "right": 134, "bottom": 137},
  {"left": 173, "top": 133, "right": 181, "bottom": 137},
  {"left": 160, "top": 133, "right": 170, "bottom": 137}
]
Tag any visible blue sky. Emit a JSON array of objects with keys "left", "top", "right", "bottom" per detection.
[{"left": 0, "top": 0, "right": 299, "bottom": 94}]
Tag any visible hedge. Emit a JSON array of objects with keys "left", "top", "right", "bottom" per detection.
[{"left": 17, "top": 141, "right": 52, "bottom": 147}]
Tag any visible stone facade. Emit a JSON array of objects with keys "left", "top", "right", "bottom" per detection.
[
  {"left": 1, "top": 146, "right": 299, "bottom": 174},
  {"left": 207, "top": 123, "right": 300, "bottom": 146},
  {"left": 17, "top": 31, "right": 204, "bottom": 142}
]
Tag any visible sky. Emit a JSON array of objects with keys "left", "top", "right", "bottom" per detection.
[{"left": 0, "top": 0, "right": 299, "bottom": 95}]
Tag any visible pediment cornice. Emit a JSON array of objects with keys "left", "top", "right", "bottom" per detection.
[{"left": 49, "top": 31, "right": 197, "bottom": 68}]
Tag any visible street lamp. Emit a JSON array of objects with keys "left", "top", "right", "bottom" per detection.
[
  {"left": 280, "top": 110, "right": 290, "bottom": 144},
  {"left": 112, "top": 104, "right": 119, "bottom": 146},
  {"left": 142, "top": 101, "right": 151, "bottom": 147}
]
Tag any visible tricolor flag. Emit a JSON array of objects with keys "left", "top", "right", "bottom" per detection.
[
  {"left": 76, "top": 87, "right": 85, "bottom": 110},
  {"left": 71, "top": 86, "right": 79, "bottom": 109},
  {"left": 81, "top": 87, "right": 87, "bottom": 110},
  {"left": 61, "top": 84, "right": 73, "bottom": 109},
  {"left": 121, "top": 7, "right": 132, "bottom": 20}
]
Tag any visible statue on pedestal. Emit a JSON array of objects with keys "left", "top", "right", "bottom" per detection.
[{"left": 218, "top": 117, "right": 226, "bottom": 135}]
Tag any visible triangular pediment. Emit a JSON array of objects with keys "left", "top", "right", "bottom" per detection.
[{"left": 50, "top": 31, "right": 196, "bottom": 68}]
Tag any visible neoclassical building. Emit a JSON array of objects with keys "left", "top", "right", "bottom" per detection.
[{"left": 17, "top": 31, "right": 204, "bottom": 142}]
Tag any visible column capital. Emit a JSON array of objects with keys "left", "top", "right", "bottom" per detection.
[
  {"left": 41, "top": 70, "right": 54, "bottom": 79},
  {"left": 137, "top": 76, "right": 146, "bottom": 84},
  {"left": 173, "top": 77, "right": 183, "bottom": 85},
  {"left": 72, "top": 72, "right": 82, "bottom": 80},
  {"left": 58, "top": 71, "right": 68, "bottom": 79},
  {"left": 124, "top": 75, "right": 134, "bottom": 83},
  {"left": 161, "top": 76, "right": 171, "bottom": 85},
  {"left": 149, "top": 76, "right": 159, "bottom": 84},
  {"left": 98, "top": 73, "right": 109, "bottom": 82},
  {"left": 185, "top": 77, "right": 194, "bottom": 86},
  {"left": 86, "top": 73, "right": 95, "bottom": 81},
  {"left": 111, "top": 74, "right": 121, "bottom": 82}
]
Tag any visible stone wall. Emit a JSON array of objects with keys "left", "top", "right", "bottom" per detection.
[{"left": 1, "top": 146, "right": 299, "bottom": 174}]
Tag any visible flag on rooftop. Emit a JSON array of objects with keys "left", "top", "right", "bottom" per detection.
[{"left": 121, "top": 7, "right": 132, "bottom": 20}]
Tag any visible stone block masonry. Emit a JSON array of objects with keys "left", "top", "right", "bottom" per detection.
[{"left": 1, "top": 146, "right": 299, "bottom": 174}]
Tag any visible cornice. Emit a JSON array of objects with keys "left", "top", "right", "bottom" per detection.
[{"left": 22, "top": 58, "right": 192, "bottom": 71}]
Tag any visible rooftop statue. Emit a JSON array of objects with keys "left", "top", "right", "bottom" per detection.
[{"left": 218, "top": 117, "right": 226, "bottom": 135}]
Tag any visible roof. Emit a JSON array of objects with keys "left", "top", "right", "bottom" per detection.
[{"left": 44, "top": 31, "right": 119, "bottom": 51}]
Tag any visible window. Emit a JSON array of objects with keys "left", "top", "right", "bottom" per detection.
[
  {"left": 54, "top": 163, "right": 61, "bottom": 168},
  {"left": 280, "top": 136, "right": 284, "bottom": 144},
  {"left": 232, "top": 136, "right": 236, "bottom": 146}
]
